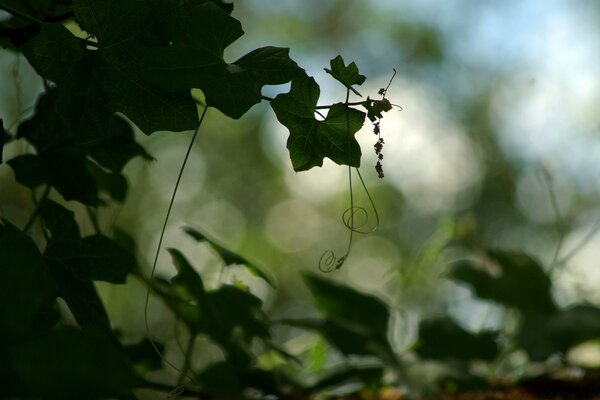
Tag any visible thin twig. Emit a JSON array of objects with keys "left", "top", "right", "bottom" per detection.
[
  {"left": 179, "top": 333, "right": 196, "bottom": 385},
  {"left": 261, "top": 95, "right": 366, "bottom": 110}
]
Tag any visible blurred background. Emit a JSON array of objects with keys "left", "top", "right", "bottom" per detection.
[{"left": 2, "top": 0, "right": 600, "bottom": 388}]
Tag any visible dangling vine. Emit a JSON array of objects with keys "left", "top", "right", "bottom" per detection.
[{"left": 309, "top": 62, "right": 400, "bottom": 272}]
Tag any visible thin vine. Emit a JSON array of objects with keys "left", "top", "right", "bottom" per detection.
[{"left": 143, "top": 106, "right": 209, "bottom": 385}]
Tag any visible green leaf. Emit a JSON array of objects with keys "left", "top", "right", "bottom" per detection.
[
  {"left": 271, "top": 73, "right": 365, "bottom": 171},
  {"left": 23, "top": 19, "right": 197, "bottom": 135},
  {"left": 234, "top": 46, "right": 303, "bottom": 86},
  {"left": 206, "top": 285, "right": 270, "bottom": 345},
  {"left": 50, "top": 266, "right": 113, "bottom": 334},
  {"left": 38, "top": 199, "right": 80, "bottom": 243},
  {"left": 86, "top": 116, "right": 153, "bottom": 172},
  {"left": 137, "top": 3, "right": 300, "bottom": 118},
  {"left": 76, "top": 235, "right": 136, "bottom": 283},
  {"left": 7, "top": 154, "right": 49, "bottom": 189},
  {"left": 416, "top": 317, "right": 499, "bottom": 362},
  {"left": 0, "top": 223, "right": 55, "bottom": 340},
  {"left": 183, "top": 226, "right": 276, "bottom": 288},
  {"left": 447, "top": 251, "right": 557, "bottom": 315},
  {"left": 88, "top": 161, "right": 128, "bottom": 203},
  {"left": 168, "top": 247, "right": 206, "bottom": 302},
  {"left": 324, "top": 55, "right": 366, "bottom": 96},
  {"left": 11, "top": 326, "right": 138, "bottom": 398}
]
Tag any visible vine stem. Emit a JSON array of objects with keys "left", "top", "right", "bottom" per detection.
[
  {"left": 179, "top": 333, "right": 197, "bottom": 385},
  {"left": 144, "top": 105, "right": 208, "bottom": 383},
  {"left": 261, "top": 95, "right": 365, "bottom": 109},
  {"left": 0, "top": 5, "right": 42, "bottom": 24}
]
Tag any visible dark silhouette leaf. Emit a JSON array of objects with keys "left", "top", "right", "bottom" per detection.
[
  {"left": 416, "top": 317, "right": 499, "bottom": 362},
  {"left": 519, "top": 304, "right": 600, "bottom": 361},
  {"left": 324, "top": 55, "right": 366, "bottom": 96},
  {"left": 49, "top": 267, "right": 113, "bottom": 334},
  {"left": 122, "top": 338, "right": 165, "bottom": 373},
  {"left": 292, "top": 274, "right": 397, "bottom": 365},
  {"left": 0, "top": 223, "right": 54, "bottom": 340},
  {"left": 271, "top": 73, "right": 365, "bottom": 171},
  {"left": 23, "top": 17, "right": 197, "bottom": 135},
  {"left": 11, "top": 326, "right": 138, "bottom": 398},
  {"left": 168, "top": 247, "right": 206, "bottom": 302},
  {"left": 88, "top": 161, "right": 128, "bottom": 203},
  {"left": 137, "top": 3, "right": 300, "bottom": 118},
  {"left": 448, "top": 250, "right": 557, "bottom": 315}
]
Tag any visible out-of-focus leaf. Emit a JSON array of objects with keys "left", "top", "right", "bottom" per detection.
[
  {"left": 303, "top": 273, "right": 388, "bottom": 335},
  {"left": 38, "top": 199, "right": 80, "bottom": 243},
  {"left": 7, "top": 154, "right": 50, "bottom": 189},
  {"left": 88, "top": 161, "right": 128, "bottom": 203},
  {"left": 324, "top": 55, "right": 366, "bottom": 96},
  {"left": 154, "top": 250, "right": 270, "bottom": 346},
  {"left": 447, "top": 250, "right": 557, "bottom": 315},
  {"left": 168, "top": 247, "right": 206, "bottom": 302},
  {"left": 49, "top": 267, "right": 112, "bottom": 334},
  {"left": 183, "top": 226, "right": 276, "bottom": 288},
  {"left": 0, "top": 118, "right": 5, "bottom": 164},
  {"left": 0, "top": 222, "right": 55, "bottom": 340},
  {"left": 287, "top": 274, "right": 398, "bottom": 366},
  {"left": 416, "top": 317, "right": 499, "bottom": 362},
  {"left": 11, "top": 326, "right": 139, "bottom": 398},
  {"left": 76, "top": 235, "right": 136, "bottom": 283},
  {"left": 519, "top": 305, "right": 600, "bottom": 361},
  {"left": 196, "top": 361, "right": 242, "bottom": 396},
  {"left": 122, "top": 338, "right": 164, "bottom": 373},
  {"left": 205, "top": 285, "right": 270, "bottom": 345},
  {"left": 306, "top": 363, "right": 384, "bottom": 394}
]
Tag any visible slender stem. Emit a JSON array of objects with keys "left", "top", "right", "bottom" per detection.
[
  {"left": 179, "top": 333, "right": 196, "bottom": 385},
  {"left": 540, "top": 170, "right": 566, "bottom": 273},
  {"left": 144, "top": 106, "right": 208, "bottom": 381},
  {"left": 261, "top": 95, "right": 366, "bottom": 110},
  {"left": 0, "top": 5, "right": 42, "bottom": 24},
  {"left": 343, "top": 88, "right": 354, "bottom": 258},
  {"left": 138, "top": 379, "right": 213, "bottom": 399},
  {"left": 23, "top": 185, "right": 50, "bottom": 232}
]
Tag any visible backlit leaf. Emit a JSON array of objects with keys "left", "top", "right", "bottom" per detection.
[
  {"left": 271, "top": 73, "right": 365, "bottom": 171},
  {"left": 324, "top": 55, "right": 366, "bottom": 96}
]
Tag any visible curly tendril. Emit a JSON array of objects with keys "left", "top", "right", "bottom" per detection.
[
  {"left": 342, "top": 169, "right": 379, "bottom": 233},
  {"left": 318, "top": 250, "right": 346, "bottom": 273}
]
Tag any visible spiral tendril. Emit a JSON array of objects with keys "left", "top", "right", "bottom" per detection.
[{"left": 318, "top": 250, "right": 346, "bottom": 272}]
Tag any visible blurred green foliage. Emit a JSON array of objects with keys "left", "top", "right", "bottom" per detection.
[{"left": 2, "top": 0, "right": 600, "bottom": 399}]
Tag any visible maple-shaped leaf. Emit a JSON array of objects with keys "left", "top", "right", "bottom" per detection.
[
  {"left": 324, "top": 55, "right": 366, "bottom": 97},
  {"left": 271, "top": 73, "right": 365, "bottom": 171},
  {"left": 23, "top": 7, "right": 198, "bottom": 136},
  {"left": 136, "top": 2, "right": 301, "bottom": 118}
]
